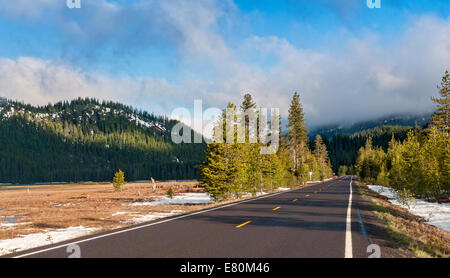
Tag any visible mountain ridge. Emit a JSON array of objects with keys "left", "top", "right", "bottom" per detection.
[
  {"left": 309, "top": 112, "right": 432, "bottom": 139},
  {"left": 0, "top": 97, "right": 205, "bottom": 184}
]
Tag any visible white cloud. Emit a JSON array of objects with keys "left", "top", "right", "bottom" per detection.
[
  {"left": 189, "top": 15, "right": 450, "bottom": 126},
  {"left": 0, "top": 1, "right": 448, "bottom": 127},
  {"left": 0, "top": 0, "right": 60, "bottom": 20},
  {"left": 0, "top": 57, "right": 184, "bottom": 116}
]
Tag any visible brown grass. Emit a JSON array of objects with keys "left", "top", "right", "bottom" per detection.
[{"left": 0, "top": 181, "right": 215, "bottom": 240}]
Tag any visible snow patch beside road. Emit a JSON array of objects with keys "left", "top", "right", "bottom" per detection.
[
  {"left": 367, "top": 185, "right": 450, "bottom": 232},
  {"left": 242, "top": 192, "right": 268, "bottom": 198},
  {"left": 132, "top": 193, "right": 213, "bottom": 206},
  {"left": 0, "top": 226, "right": 100, "bottom": 256},
  {"left": 120, "top": 210, "right": 184, "bottom": 224}
]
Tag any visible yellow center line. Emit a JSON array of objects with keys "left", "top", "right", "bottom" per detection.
[
  {"left": 273, "top": 206, "right": 281, "bottom": 211},
  {"left": 292, "top": 199, "right": 298, "bottom": 202},
  {"left": 236, "top": 221, "right": 251, "bottom": 228}
]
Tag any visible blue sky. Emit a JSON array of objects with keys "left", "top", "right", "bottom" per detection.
[
  {"left": 3, "top": 0, "right": 446, "bottom": 74},
  {"left": 0, "top": 0, "right": 449, "bottom": 129}
]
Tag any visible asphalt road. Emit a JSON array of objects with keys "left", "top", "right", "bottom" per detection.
[{"left": 7, "top": 176, "right": 372, "bottom": 258}]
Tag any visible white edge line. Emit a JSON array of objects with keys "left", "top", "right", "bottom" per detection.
[
  {"left": 12, "top": 180, "right": 334, "bottom": 258},
  {"left": 344, "top": 176, "right": 353, "bottom": 258}
]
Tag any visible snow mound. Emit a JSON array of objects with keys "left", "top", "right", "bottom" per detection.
[
  {"left": 132, "top": 193, "right": 213, "bottom": 206},
  {"left": 368, "top": 185, "right": 450, "bottom": 232},
  {"left": 111, "top": 211, "right": 130, "bottom": 216},
  {"left": 121, "top": 210, "right": 183, "bottom": 224},
  {"left": 0, "top": 222, "right": 31, "bottom": 230},
  {"left": 242, "top": 191, "right": 268, "bottom": 198},
  {"left": 0, "top": 226, "right": 100, "bottom": 256}
]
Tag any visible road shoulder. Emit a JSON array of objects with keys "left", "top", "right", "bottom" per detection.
[{"left": 353, "top": 178, "right": 450, "bottom": 258}]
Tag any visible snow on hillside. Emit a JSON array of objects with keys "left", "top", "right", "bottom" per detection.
[
  {"left": 129, "top": 114, "right": 166, "bottom": 131},
  {"left": 0, "top": 103, "right": 167, "bottom": 133},
  {"left": 367, "top": 185, "right": 450, "bottom": 232}
]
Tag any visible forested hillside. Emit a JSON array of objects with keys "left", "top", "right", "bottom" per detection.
[
  {"left": 0, "top": 98, "right": 205, "bottom": 183},
  {"left": 310, "top": 112, "right": 431, "bottom": 139},
  {"left": 326, "top": 125, "right": 413, "bottom": 174},
  {"left": 354, "top": 71, "right": 449, "bottom": 201}
]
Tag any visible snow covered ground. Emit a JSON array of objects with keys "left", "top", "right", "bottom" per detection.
[
  {"left": 120, "top": 210, "right": 184, "bottom": 224},
  {"left": 111, "top": 211, "right": 129, "bottom": 216},
  {"left": 0, "top": 209, "right": 186, "bottom": 256},
  {"left": 306, "top": 179, "right": 326, "bottom": 184},
  {"left": 0, "top": 222, "right": 31, "bottom": 230},
  {"left": 367, "top": 185, "right": 450, "bottom": 232},
  {"left": 242, "top": 191, "right": 268, "bottom": 198},
  {"left": 131, "top": 188, "right": 293, "bottom": 207},
  {"left": 132, "top": 193, "right": 213, "bottom": 206},
  {"left": 0, "top": 226, "right": 100, "bottom": 256}
]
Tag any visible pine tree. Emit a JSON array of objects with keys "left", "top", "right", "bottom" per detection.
[
  {"left": 227, "top": 143, "right": 249, "bottom": 198},
  {"left": 396, "top": 130, "right": 424, "bottom": 197},
  {"left": 431, "top": 70, "right": 450, "bottom": 134},
  {"left": 113, "top": 169, "right": 126, "bottom": 191},
  {"left": 199, "top": 94, "right": 300, "bottom": 199},
  {"left": 199, "top": 143, "right": 230, "bottom": 201},
  {"left": 240, "top": 93, "right": 257, "bottom": 141},
  {"left": 241, "top": 93, "right": 256, "bottom": 111},
  {"left": 338, "top": 165, "right": 348, "bottom": 176},
  {"left": 313, "top": 134, "right": 333, "bottom": 180},
  {"left": 286, "top": 92, "right": 309, "bottom": 180},
  {"left": 167, "top": 187, "right": 175, "bottom": 199},
  {"left": 422, "top": 126, "right": 449, "bottom": 200},
  {"left": 355, "top": 137, "right": 386, "bottom": 182}
]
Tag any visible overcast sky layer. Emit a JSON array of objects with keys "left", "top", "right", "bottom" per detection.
[{"left": 0, "top": 0, "right": 449, "bottom": 129}]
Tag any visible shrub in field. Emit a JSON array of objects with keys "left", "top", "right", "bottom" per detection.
[
  {"left": 113, "top": 169, "right": 126, "bottom": 191},
  {"left": 167, "top": 187, "right": 175, "bottom": 199}
]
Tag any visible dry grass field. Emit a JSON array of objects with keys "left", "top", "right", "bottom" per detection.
[{"left": 0, "top": 181, "right": 218, "bottom": 241}]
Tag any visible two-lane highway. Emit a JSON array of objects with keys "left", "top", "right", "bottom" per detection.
[{"left": 7, "top": 177, "right": 370, "bottom": 258}]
